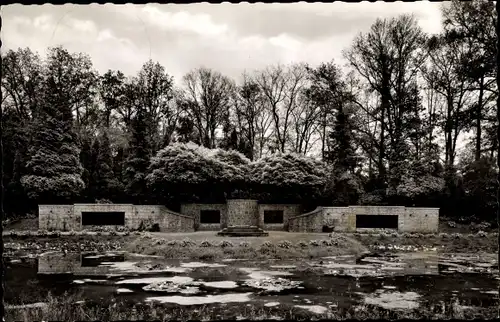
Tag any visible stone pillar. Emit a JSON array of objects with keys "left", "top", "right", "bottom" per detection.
[{"left": 226, "top": 199, "right": 259, "bottom": 227}]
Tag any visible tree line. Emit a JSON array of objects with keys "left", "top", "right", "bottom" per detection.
[{"left": 1, "top": 0, "right": 497, "bottom": 222}]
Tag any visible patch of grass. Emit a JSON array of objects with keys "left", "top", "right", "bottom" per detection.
[
  {"left": 5, "top": 292, "right": 497, "bottom": 321},
  {"left": 124, "top": 234, "right": 366, "bottom": 260}
]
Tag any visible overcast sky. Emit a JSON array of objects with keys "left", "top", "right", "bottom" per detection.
[{"left": 2, "top": 2, "right": 446, "bottom": 83}]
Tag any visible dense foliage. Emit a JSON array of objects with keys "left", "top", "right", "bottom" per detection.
[
  {"left": 249, "top": 152, "right": 328, "bottom": 206},
  {"left": 146, "top": 142, "right": 252, "bottom": 205},
  {"left": 1, "top": 0, "right": 497, "bottom": 223}
]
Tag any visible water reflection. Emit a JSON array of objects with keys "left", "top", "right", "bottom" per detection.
[
  {"left": 11, "top": 251, "right": 494, "bottom": 312},
  {"left": 38, "top": 252, "right": 128, "bottom": 276}
]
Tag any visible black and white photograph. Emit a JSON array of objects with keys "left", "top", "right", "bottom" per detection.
[{"left": 1, "top": 0, "right": 499, "bottom": 320}]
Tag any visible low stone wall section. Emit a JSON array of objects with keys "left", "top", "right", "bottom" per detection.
[
  {"left": 288, "top": 207, "right": 324, "bottom": 233},
  {"left": 322, "top": 207, "right": 354, "bottom": 232},
  {"left": 401, "top": 207, "right": 439, "bottom": 233},
  {"left": 258, "top": 204, "right": 301, "bottom": 231},
  {"left": 39, "top": 204, "right": 194, "bottom": 232},
  {"left": 39, "top": 205, "right": 78, "bottom": 231},
  {"left": 289, "top": 206, "right": 439, "bottom": 233},
  {"left": 180, "top": 203, "right": 227, "bottom": 231},
  {"left": 159, "top": 207, "right": 195, "bottom": 232},
  {"left": 75, "top": 204, "right": 135, "bottom": 230},
  {"left": 133, "top": 205, "right": 195, "bottom": 232}
]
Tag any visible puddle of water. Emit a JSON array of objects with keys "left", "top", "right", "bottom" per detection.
[
  {"left": 315, "top": 253, "right": 445, "bottom": 277},
  {"left": 128, "top": 253, "right": 163, "bottom": 258},
  {"left": 269, "top": 265, "right": 297, "bottom": 269},
  {"left": 6, "top": 250, "right": 500, "bottom": 316},
  {"left": 73, "top": 278, "right": 109, "bottom": 285},
  {"left": 181, "top": 262, "right": 227, "bottom": 268},
  {"left": 100, "top": 261, "right": 191, "bottom": 274},
  {"left": 362, "top": 291, "right": 421, "bottom": 310},
  {"left": 145, "top": 292, "right": 253, "bottom": 305},
  {"left": 240, "top": 268, "right": 294, "bottom": 280},
  {"left": 116, "top": 276, "right": 193, "bottom": 285},
  {"left": 295, "top": 305, "right": 328, "bottom": 314},
  {"left": 202, "top": 281, "right": 238, "bottom": 289},
  {"left": 265, "top": 302, "right": 280, "bottom": 307},
  {"left": 116, "top": 288, "right": 134, "bottom": 294}
]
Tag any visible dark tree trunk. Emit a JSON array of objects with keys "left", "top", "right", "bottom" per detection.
[{"left": 475, "top": 75, "right": 484, "bottom": 161}]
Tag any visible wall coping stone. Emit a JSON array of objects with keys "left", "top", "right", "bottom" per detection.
[
  {"left": 289, "top": 207, "right": 323, "bottom": 219},
  {"left": 349, "top": 205, "right": 406, "bottom": 208},
  {"left": 39, "top": 205, "right": 75, "bottom": 207},
  {"left": 162, "top": 208, "right": 195, "bottom": 220},
  {"left": 258, "top": 203, "right": 302, "bottom": 206},
  {"left": 74, "top": 204, "right": 134, "bottom": 206},
  {"left": 180, "top": 203, "right": 227, "bottom": 206}
]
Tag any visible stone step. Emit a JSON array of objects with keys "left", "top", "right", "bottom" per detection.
[
  {"left": 217, "top": 226, "right": 269, "bottom": 237},
  {"left": 217, "top": 231, "right": 269, "bottom": 237},
  {"left": 226, "top": 229, "right": 263, "bottom": 232}
]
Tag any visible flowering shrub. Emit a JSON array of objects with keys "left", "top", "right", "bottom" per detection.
[
  {"left": 219, "top": 240, "right": 234, "bottom": 248},
  {"left": 249, "top": 153, "right": 328, "bottom": 202},
  {"left": 309, "top": 240, "right": 321, "bottom": 247},
  {"left": 179, "top": 239, "right": 196, "bottom": 247},
  {"left": 322, "top": 239, "right": 334, "bottom": 246},
  {"left": 296, "top": 241, "right": 308, "bottom": 248},
  {"left": 200, "top": 240, "right": 213, "bottom": 247},
  {"left": 277, "top": 240, "right": 292, "bottom": 249},
  {"left": 146, "top": 142, "right": 252, "bottom": 203},
  {"left": 153, "top": 238, "right": 166, "bottom": 245},
  {"left": 239, "top": 241, "right": 250, "bottom": 248},
  {"left": 261, "top": 241, "right": 273, "bottom": 248}
]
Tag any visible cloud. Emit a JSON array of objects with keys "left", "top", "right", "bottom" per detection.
[
  {"left": 269, "top": 34, "right": 302, "bottom": 51},
  {"left": 1, "top": 11, "right": 144, "bottom": 76},
  {"left": 144, "top": 6, "right": 228, "bottom": 36},
  {"left": 117, "top": 4, "right": 229, "bottom": 38},
  {"left": 1, "top": 2, "right": 444, "bottom": 82}
]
